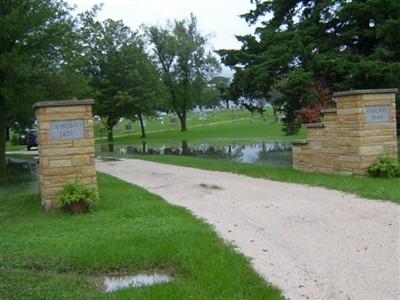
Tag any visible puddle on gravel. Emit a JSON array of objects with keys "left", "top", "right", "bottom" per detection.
[{"left": 103, "top": 274, "right": 173, "bottom": 292}]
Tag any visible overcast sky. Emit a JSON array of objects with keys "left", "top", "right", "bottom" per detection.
[
  {"left": 66, "top": 0, "right": 259, "bottom": 76},
  {"left": 67, "top": 0, "right": 257, "bottom": 49}
]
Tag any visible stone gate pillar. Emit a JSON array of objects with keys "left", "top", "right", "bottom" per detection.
[
  {"left": 33, "top": 100, "right": 97, "bottom": 210},
  {"left": 334, "top": 89, "right": 398, "bottom": 176}
]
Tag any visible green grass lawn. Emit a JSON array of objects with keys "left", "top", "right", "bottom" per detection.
[
  {"left": 5, "top": 142, "right": 26, "bottom": 152},
  {"left": 94, "top": 109, "right": 306, "bottom": 147},
  {"left": 0, "top": 173, "right": 283, "bottom": 299}
]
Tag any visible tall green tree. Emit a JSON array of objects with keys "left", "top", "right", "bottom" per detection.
[
  {"left": 77, "top": 17, "right": 160, "bottom": 151},
  {"left": 143, "top": 14, "right": 221, "bottom": 131},
  {"left": 219, "top": 0, "right": 400, "bottom": 135},
  {"left": 0, "top": 0, "right": 85, "bottom": 170},
  {"left": 209, "top": 76, "right": 231, "bottom": 109},
  {"left": 198, "top": 84, "right": 219, "bottom": 109}
]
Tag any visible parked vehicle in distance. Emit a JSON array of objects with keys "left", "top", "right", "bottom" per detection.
[{"left": 27, "top": 130, "right": 38, "bottom": 151}]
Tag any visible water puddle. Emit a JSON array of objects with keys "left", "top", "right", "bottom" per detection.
[
  {"left": 103, "top": 274, "right": 173, "bottom": 292},
  {"left": 1, "top": 156, "right": 37, "bottom": 191},
  {"left": 99, "top": 141, "right": 293, "bottom": 166}
]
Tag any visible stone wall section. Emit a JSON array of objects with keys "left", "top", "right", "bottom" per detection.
[
  {"left": 292, "top": 110, "right": 338, "bottom": 174},
  {"left": 34, "top": 100, "right": 97, "bottom": 209},
  {"left": 292, "top": 89, "right": 398, "bottom": 176}
]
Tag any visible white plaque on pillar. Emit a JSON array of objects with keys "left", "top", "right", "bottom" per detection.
[
  {"left": 50, "top": 119, "right": 85, "bottom": 140},
  {"left": 365, "top": 105, "right": 390, "bottom": 123}
]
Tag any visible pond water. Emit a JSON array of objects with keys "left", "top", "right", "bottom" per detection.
[
  {"left": 0, "top": 157, "right": 37, "bottom": 190},
  {"left": 100, "top": 141, "right": 293, "bottom": 166}
]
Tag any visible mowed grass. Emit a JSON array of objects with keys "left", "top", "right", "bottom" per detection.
[
  {"left": 0, "top": 173, "right": 283, "bottom": 300},
  {"left": 95, "top": 109, "right": 306, "bottom": 147}
]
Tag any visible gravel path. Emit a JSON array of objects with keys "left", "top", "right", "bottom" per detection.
[{"left": 96, "top": 158, "right": 399, "bottom": 300}]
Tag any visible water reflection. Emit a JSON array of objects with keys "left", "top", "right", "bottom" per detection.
[
  {"left": 102, "top": 141, "right": 292, "bottom": 166},
  {"left": 0, "top": 157, "right": 37, "bottom": 190}
]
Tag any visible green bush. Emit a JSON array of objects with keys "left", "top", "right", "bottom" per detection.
[
  {"left": 368, "top": 157, "right": 400, "bottom": 178},
  {"left": 56, "top": 182, "right": 100, "bottom": 208}
]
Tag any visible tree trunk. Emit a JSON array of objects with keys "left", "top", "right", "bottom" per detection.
[
  {"left": 225, "top": 99, "right": 230, "bottom": 110},
  {"left": 142, "top": 141, "right": 147, "bottom": 152},
  {"left": 138, "top": 113, "right": 146, "bottom": 138},
  {"left": 6, "top": 125, "right": 10, "bottom": 141},
  {"left": 178, "top": 113, "right": 187, "bottom": 132},
  {"left": 0, "top": 95, "right": 7, "bottom": 171},
  {"left": 181, "top": 140, "right": 189, "bottom": 155},
  {"left": 106, "top": 126, "right": 114, "bottom": 153}
]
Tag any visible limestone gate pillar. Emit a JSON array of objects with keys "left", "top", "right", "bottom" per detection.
[
  {"left": 292, "top": 89, "right": 398, "bottom": 176},
  {"left": 335, "top": 89, "right": 398, "bottom": 175},
  {"left": 33, "top": 100, "right": 97, "bottom": 210}
]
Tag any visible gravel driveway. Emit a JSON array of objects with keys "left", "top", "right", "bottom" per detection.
[{"left": 96, "top": 158, "right": 399, "bottom": 300}]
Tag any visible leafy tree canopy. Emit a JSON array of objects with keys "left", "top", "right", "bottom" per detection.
[
  {"left": 219, "top": 0, "right": 400, "bottom": 135},
  {"left": 143, "top": 14, "right": 221, "bottom": 131},
  {"left": 0, "top": 0, "right": 86, "bottom": 169},
  {"left": 208, "top": 76, "right": 231, "bottom": 109},
  {"left": 76, "top": 13, "right": 160, "bottom": 147}
]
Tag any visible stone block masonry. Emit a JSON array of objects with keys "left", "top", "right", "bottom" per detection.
[
  {"left": 292, "top": 89, "right": 398, "bottom": 176},
  {"left": 292, "top": 111, "right": 339, "bottom": 174},
  {"left": 33, "top": 100, "right": 97, "bottom": 210}
]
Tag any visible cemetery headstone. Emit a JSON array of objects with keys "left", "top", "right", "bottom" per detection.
[
  {"left": 199, "top": 112, "right": 207, "bottom": 120},
  {"left": 169, "top": 116, "right": 177, "bottom": 125},
  {"left": 127, "top": 145, "right": 134, "bottom": 154}
]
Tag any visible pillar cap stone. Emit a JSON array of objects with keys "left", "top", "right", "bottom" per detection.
[
  {"left": 305, "top": 123, "right": 324, "bottom": 128},
  {"left": 291, "top": 139, "right": 308, "bottom": 145},
  {"left": 321, "top": 108, "right": 337, "bottom": 114},
  {"left": 33, "top": 99, "right": 94, "bottom": 109},
  {"left": 333, "top": 88, "right": 398, "bottom": 97}
]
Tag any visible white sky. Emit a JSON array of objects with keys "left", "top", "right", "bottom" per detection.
[
  {"left": 67, "top": 0, "right": 256, "bottom": 49},
  {"left": 66, "top": 0, "right": 259, "bottom": 77}
]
